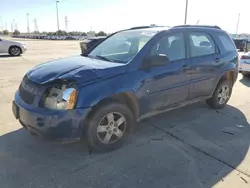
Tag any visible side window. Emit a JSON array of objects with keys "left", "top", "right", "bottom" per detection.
[
  {"left": 148, "top": 33, "right": 185, "bottom": 62},
  {"left": 189, "top": 32, "right": 216, "bottom": 57},
  {"left": 218, "top": 35, "right": 237, "bottom": 52}
]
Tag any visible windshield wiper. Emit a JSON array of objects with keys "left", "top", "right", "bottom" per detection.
[{"left": 95, "top": 55, "right": 114, "bottom": 62}]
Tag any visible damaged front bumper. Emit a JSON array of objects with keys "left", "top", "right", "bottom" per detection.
[{"left": 13, "top": 91, "right": 91, "bottom": 143}]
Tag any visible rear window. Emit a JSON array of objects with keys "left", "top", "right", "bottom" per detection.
[
  {"left": 219, "top": 35, "right": 237, "bottom": 52},
  {"left": 188, "top": 32, "right": 216, "bottom": 57}
]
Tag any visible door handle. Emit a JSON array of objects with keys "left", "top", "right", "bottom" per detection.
[
  {"left": 182, "top": 64, "right": 189, "bottom": 70},
  {"left": 215, "top": 58, "right": 220, "bottom": 63}
]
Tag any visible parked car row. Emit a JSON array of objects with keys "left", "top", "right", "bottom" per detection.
[{"left": 12, "top": 35, "right": 106, "bottom": 41}]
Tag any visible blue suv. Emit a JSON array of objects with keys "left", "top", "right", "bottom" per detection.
[{"left": 13, "top": 25, "right": 238, "bottom": 152}]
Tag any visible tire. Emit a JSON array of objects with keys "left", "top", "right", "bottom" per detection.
[
  {"left": 86, "top": 101, "right": 134, "bottom": 152},
  {"left": 9, "top": 46, "right": 22, "bottom": 56},
  {"left": 242, "top": 72, "right": 250, "bottom": 78},
  {"left": 206, "top": 79, "right": 232, "bottom": 109}
]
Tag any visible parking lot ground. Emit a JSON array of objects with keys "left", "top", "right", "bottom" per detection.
[{"left": 0, "top": 39, "right": 250, "bottom": 188}]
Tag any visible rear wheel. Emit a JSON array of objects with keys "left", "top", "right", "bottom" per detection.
[
  {"left": 9, "top": 46, "right": 21, "bottom": 56},
  {"left": 86, "top": 101, "right": 134, "bottom": 152},
  {"left": 206, "top": 79, "right": 232, "bottom": 109},
  {"left": 242, "top": 72, "right": 250, "bottom": 77}
]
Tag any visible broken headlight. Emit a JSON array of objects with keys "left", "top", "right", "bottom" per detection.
[{"left": 40, "top": 81, "right": 77, "bottom": 110}]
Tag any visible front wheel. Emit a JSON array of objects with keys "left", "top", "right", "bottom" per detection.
[
  {"left": 86, "top": 101, "right": 134, "bottom": 152},
  {"left": 9, "top": 46, "right": 21, "bottom": 56},
  {"left": 206, "top": 80, "right": 232, "bottom": 109}
]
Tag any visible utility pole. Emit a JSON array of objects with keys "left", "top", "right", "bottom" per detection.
[
  {"left": 56, "top": 1, "right": 60, "bottom": 31},
  {"left": 184, "top": 0, "right": 188, "bottom": 24},
  {"left": 235, "top": 13, "right": 240, "bottom": 34},
  {"left": 5, "top": 22, "right": 7, "bottom": 30},
  {"left": 27, "top": 13, "right": 30, "bottom": 34}
]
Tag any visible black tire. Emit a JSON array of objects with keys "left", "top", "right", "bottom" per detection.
[
  {"left": 9, "top": 46, "right": 22, "bottom": 56},
  {"left": 206, "top": 79, "right": 232, "bottom": 109},
  {"left": 242, "top": 72, "right": 250, "bottom": 78},
  {"left": 86, "top": 101, "right": 134, "bottom": 152}
]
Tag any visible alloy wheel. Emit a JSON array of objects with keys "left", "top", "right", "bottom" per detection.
[
  {"left": 11, "top": 47, "right": 20, "bottom": 56},
  {"left": 97, "top": 112, "right": 126, "bottom": 144},
  {"left": 218, "top": 85, "right": 230, "bottom": 105}
]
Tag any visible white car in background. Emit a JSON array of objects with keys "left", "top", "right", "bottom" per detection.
[
  {"left": 0, "top": 38, "right": 26, "bottom": 56},
  {"left": 239, "top": 52, "right": 250, "bottom": 77}
]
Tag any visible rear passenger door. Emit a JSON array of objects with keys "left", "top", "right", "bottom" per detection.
[{"left": 187, "top": 31, "right": 220, "bottom": 100}]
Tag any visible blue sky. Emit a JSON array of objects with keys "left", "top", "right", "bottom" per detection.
[{"left": 1, "top": 0, "right": 250, "bottom": 33}]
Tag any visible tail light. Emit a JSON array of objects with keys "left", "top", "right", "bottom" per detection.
[{"left": 241, "top": 55, "right": 250, "bottom": 59}]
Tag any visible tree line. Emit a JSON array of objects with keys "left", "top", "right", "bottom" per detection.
[{"left": 0, "top": 29, "right": 108, "bottom": 36}]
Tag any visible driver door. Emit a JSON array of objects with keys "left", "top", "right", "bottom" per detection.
[{"left": 138, "top": 32, "right": 191, "bottom": 115}]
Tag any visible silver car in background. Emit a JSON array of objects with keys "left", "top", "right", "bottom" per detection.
[
  {"left": 0, "top": 38, "right": 26, "bottom": 56},
  {"left": 239, "top": 52, "right": 250, "bottom": 77}
]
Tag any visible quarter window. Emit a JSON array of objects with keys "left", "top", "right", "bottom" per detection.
[
  {"left": 218, "top": 35, "right": 236, "bottom": 52},
  {"left": 189, "top": 32, "right": 216, "bottom": 57}
]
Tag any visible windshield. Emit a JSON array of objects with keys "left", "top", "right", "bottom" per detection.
[{"left": 89, "top": 29, "right": 157, "bottom": 63}]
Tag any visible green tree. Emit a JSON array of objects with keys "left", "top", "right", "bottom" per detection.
[
  {"left": 81, "top": 32, "right": 87, "bottom": 36},
  {"left": 13, "top": 29, "right": 21, "bottom": 35},
  {"left": 47, "top": 32, "right": 54, "bottom": 36},
  {"left": 3, "top": 30, "right": 9, "bottom": 35},
  {"left": 96, "top": 31, "right": 107, "bottom": 36},
  {"left": 55, "top": 30, "right": 67, "bottom": 35}
]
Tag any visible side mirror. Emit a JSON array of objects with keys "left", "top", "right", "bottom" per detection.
[
  {"left": 142, "top": 54, "right": 170, "bottom": 69},
  {"left": 80, "top": 37, "right": 106, "bottom": 54}
]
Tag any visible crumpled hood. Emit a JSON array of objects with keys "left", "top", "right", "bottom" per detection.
[{"left": 26, "top": 55, "right": 127, "bottom": 84}]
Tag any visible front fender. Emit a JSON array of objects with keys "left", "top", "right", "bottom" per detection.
[{"left": 75, "top": 74, "right": 138, "bottom": 108}]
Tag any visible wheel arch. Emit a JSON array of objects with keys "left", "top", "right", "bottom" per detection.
[
  {"left": 212, "top": 70, "right": 237, "bottom": 95},
  {"left": 85, "top": 91, "right": 140, "bottom": 121},
  {"left": 219, "top": 70, "right": 237, "bottom": 85}
]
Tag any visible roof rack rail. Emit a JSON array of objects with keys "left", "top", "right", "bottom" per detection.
[
  {"left": 129, "top": 26, "right": 152, "bottom": 30},
  {"left": 173, "top": 25, "right": 221, "bottom": 29},
  {"left": 129, "top": 24, "right": 170, "bottom": 30}
]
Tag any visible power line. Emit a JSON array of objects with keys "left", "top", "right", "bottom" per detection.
[
  {"left": 33, "top": 18, "right": 38, "bottom": 32},
  {"left": 65, "top": 16, "right": 69, "bottom": 31},
  {"left": 12, "top": 19, "right": 15, "bottom": 32},
  {"left": 0, "top": 17, "right": 3, "bottom": 31},
  {"left": 10, "top": 23, "right": 13, "bottom": 33},
  {"left": 15, "top": 23, "right": 18, "bottom": 30},
  {"left": 27, "top": 13, "right": 30, "bottom": 34},
  {"left": 235, "top": 13, "right": 240, "bottom": 34}
]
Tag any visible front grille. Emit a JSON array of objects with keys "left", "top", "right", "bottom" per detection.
[{"left": 19, "top": 76, "right": 40, "bottom": 105}]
